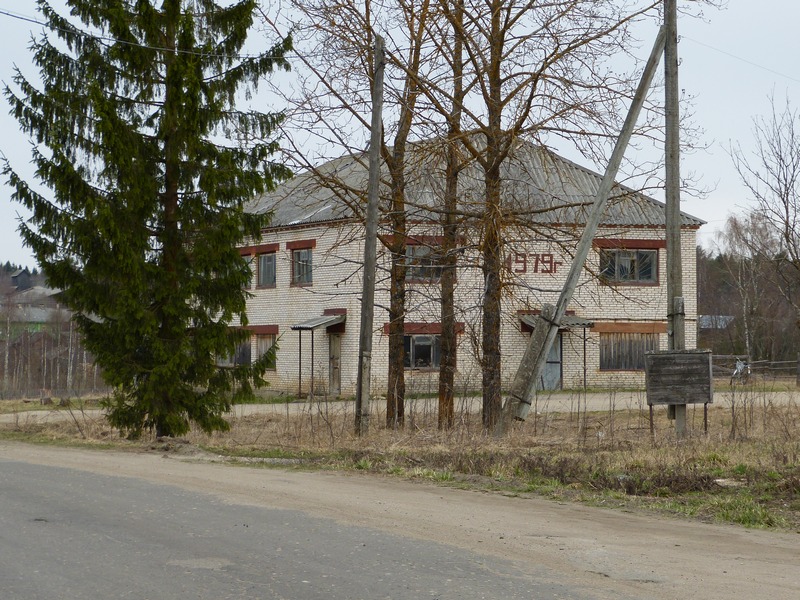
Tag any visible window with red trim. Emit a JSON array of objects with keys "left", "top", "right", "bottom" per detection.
[
  {"left": 406, "top": 245, "right": 442, "bottom": 282},
  {"left": 256, "top": 333, "right": 277, "bottom": 370},
  {"left": 290, "top": 248, "right": 312, "bottom": 285},
  {"left": 599, "top": 249, "right": 657, "bottom": 284},
  {"left": 404, "top": 334, "right": 441, "bottom": 368},
  {"left": 257, "top": 252, "right": 276, "bottom": 287}
]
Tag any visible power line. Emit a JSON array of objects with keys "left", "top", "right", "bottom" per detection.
[{"left": 683, "top": 35, "right": 800, "bottom": 86}]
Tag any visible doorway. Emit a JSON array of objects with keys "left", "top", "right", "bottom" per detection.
[
  {"left": 328, "top": 334, "right": 341, "bottom": 397},
  {"left": 538, "top": 333, "right": 562, "bottom": 391}
]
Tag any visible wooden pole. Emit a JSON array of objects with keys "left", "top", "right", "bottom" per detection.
[
  {"left": 665, "top": 0, "right": 687, "bottom": 437},
  {"left": 496, "top": 26, "right": 667, "bottom": 433},
  {"left": 355, "top": 35, "right": 385, "bottom": 436}
]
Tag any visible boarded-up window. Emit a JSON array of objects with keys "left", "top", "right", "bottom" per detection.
[{"left": 600, "top": 332, "right": 658, "bottom": 371}]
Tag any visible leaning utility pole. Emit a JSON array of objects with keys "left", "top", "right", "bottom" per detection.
[
  {"left": 496, "top": 26, "right": 667, "bottom": 434},
  {"left": 665, "top": 0, "right": 687, "bottom": 436},
  {"left": 355, "top": 35, "right": 385, "bottom": 436}
]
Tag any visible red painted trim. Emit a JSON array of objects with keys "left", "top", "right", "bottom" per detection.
[
  {"left": 239, "top": 243, "right": 279, "bottom": 256},
  {"left": 593, "top": 238, "right": 666, "bottom": 249},
  {"left": 382, "top": 322, "right": 465, "bottom": 335},
  {"left": 246, "top": 325, "right": 279, "bottom": 335},
  {"left": 591, "top": 321, "right": 667, "bottom": 334},
  {"left": 407, "top": 235, "right": 444, "bottom": 246},
  {"left": 323, "top": 308, "right": 347, "bottom": 315},
  {"left": 382, "top": 234, "right": 467, "bottom": 247},
  {"left": 286, "top": 239, "right": 317, "bottom": 250}
]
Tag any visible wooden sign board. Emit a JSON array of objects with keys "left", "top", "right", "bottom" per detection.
[{"left": 645, "top": 349, "right": 713, "bottom": 406}]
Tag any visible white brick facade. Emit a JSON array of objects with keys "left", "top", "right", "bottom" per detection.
[{"left": 240, "top": 221, "right": 701, "bottom": 397}]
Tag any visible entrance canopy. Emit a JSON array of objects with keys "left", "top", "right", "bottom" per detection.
[
  {"left": 519, "top": 313, "right": 594, "bottom": 331},
  {"left": 290, "top": 312, "right": 346, "bottom": 398},
  {"left": 291, "top": 313, "right": 346, "bottom": 331}
]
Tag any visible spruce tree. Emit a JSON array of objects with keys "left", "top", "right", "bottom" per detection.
[{"left": 4, "top": 0, "right": 291, "bottom": 438}]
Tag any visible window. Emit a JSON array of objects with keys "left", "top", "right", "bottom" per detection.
[
  {"left": 257, "top": 252, "right": 276, "bottom": 287},
  {"left": 292, "top": 248, "right": 313, "bottom": 285},
  {"left": 600, "top": 249, "right": 657, "bottom": 283},
  {"left": 599, "top": 332, "right": 658, "bottom": 371},
  {"left": 406, "top": 244, "right": 442, "bottom": 282},
  {"left": 217, "top": 341, "right": 251, "bottom": 367},
  {"left": 256, "top": 333, "right": 277, "bottom": 370},
  {"left": 244, "top": 255, "right": 254, "bottom": 289},
  {"left": 403, "top": 334, "right": 441, "bottom": 369}
]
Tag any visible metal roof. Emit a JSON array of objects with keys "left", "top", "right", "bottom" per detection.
[
  {"left": 290, "top": 314, "right": 346, "bottom": 331},
  {"left": 519, "top": 313, "right": 594, "bottom": 330},
  {"left": 247, "top": 139, "right": 705, "bottom": 230},
  {"left": 698, "top": 315, "right": 735, "bottom": 330}
]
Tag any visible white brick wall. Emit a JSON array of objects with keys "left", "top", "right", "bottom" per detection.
[{"left": 242, "top": 223, "right": 701, "bottom": 396}]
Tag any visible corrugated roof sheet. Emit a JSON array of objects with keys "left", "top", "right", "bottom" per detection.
[
  {"left": 519, "top": 313, "right": 595, "bottom": 330},
  {"left": 247, "top": 139, "right": 705, "bottom": 230},
  {"left": 291, "top": 314, "right": 346, "bottom": 331}
]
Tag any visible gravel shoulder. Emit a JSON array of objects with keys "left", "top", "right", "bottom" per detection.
[{"left": 1, "top": 440, "right": 797, "bottom": 600}]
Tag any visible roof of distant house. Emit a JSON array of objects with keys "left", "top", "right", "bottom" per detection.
[{"left": 698, "top": 315, "right": 735, "bottom": 329}]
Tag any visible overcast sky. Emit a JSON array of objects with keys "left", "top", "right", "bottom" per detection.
[{"left": 0, "top": 1, "right": 798, "bottom": 268}]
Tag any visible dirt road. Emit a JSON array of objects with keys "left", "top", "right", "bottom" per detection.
[{"left": 1, "top": 441, "right": 797, "bottom": 599}]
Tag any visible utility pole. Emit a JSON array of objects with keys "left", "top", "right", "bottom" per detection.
[
  {"left": 496, "top": 26, "right": 667, "bottom": 433},
  {"left": 665, "top": 0, "right": 687, "bottom": 436},
  {"left": 355, "top": 35, "right": 385, "bottom": 436}
]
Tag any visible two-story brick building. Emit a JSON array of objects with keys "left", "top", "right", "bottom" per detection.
[{"left": 237, "top": 141, "right": 703, "bottom": 398}]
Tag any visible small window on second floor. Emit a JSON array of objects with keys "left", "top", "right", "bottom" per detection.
[
  {"left": 600, "top": 249, "right": 657, "bottom": 284},
  {"left": 292, "top": 248, "right": 313, "bottom": 285},
  {"left": 257, "top": 252, "right": 276, "bottom": 288},
  {"left": 406, "top": 244, "right": 442, "bottom": 282}
]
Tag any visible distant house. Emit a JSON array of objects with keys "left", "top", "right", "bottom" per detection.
[
  {"left": 10, "top": 268, "right": 32, "bottom": 291},
  {"left": 698, "top": 315, "right": 735, "bottom": 330},
  {"left": 4, "top": 286, "right": 69, "bottom": 334},
  {"left": 237, "top": 140, "right": 704, "bottom": 397},
  {"left": 698, "top": 314, "right": 736, "bottom": 355}
]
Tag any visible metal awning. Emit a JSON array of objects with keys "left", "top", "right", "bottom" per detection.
[
  {"left": 291, "top": 313, "right": 346, "bottom": 331},
  {"left": 520, "top": 313, "right": 594, "bottom": 330}
]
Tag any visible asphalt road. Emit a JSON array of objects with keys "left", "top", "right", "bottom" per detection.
[
  {"left": 1, "top": 459, "right": 588, "bottom": 600},
  {"left": 2, "top": 443, "right": 799, "bottom": 600}
]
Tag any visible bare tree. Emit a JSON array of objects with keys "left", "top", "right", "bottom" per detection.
[
  {"left": 421, "top": 0, "right": 662, "bottom": 429},
  {"left": 731, "top": 96, "right": 800, "bottom": 332},
  {"left": 716, "top": 213, "right": 778, "bottom": 359},
  {"left": 262, "top": 0, "right": 441, "bottom": 426}
]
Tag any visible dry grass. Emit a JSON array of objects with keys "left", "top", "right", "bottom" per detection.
[{"left": 2, "top": 386, "right": 799, "bottom": 531}]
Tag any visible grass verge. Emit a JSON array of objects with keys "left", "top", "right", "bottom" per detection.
[{"left": 2, "top": 390, "right": 799, "bottom": 532}]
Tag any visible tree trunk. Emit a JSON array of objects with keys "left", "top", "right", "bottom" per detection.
[
  {"left": 482, "top": 163, "right": 504, "bottom": 429},
  {"left": 157, "top": 6, "right": 182, "bottom": 438},
  {"left": 481, "top": 1, "right": 505, "bottom": 430},
  {"left": 386, "top": 243, "right": 406, "bottom": 428},
  {"left": 439, "top": 0, "right": 464, "bottom": 430}
]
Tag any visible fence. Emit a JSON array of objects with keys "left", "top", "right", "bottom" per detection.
[
  {"left": 0, "top": 324, "right": 109, "bottom": 400},
  {"left": 712, "top": 354, "right": 800, "bottom": 387}
]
